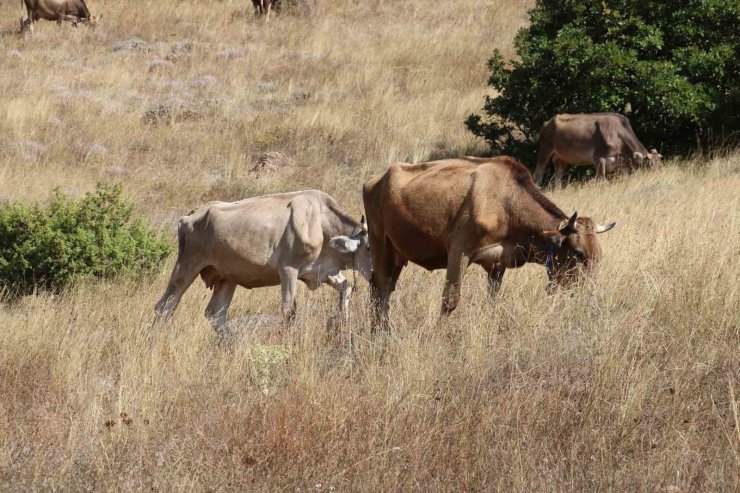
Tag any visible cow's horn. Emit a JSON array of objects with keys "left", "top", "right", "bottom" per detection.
[
  {"left": 633, "top": 151, "right": 645, "bottom": 160},
  {"left": 596, "top": 222, "right": 616, "bottom": 233},
  {"left": 558, "top": 212, "right": 578, "bottom": 234}
]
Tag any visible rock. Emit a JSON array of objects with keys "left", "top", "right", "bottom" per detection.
[
  {"left": 111, "top": 38, "right": 148, "bottom": 52},
  {"left": 148, "top": 58, "right": 174, "bottom": 73},
  {"left": 216, "top": 48, "right": 244, "bottom": 60},
  {"left": 256, "top": 81, "right": 278, "bottom": 93},
  {"left": 250, "top": 152, "right": 293, "bottom": 173},
  {"left": 88, "top": 144, "right": 109, "bottom": 156},
  {"left": 18, "top": 141, "right": 45, "bottom": 162},
  {"left": 142, "top": 98, "right": 201, "bottom": 125},
  {"left": 166, "top": 40, "right": 193, "bottom": 62},
  {"left": 106, "top": 166, "right": 131, "bottom": 176}
]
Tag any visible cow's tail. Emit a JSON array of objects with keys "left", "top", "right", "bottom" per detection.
[{"left": 176, "top": 219, "right": 188, "bottom": 263}]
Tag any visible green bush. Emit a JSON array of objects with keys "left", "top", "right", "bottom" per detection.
[
  {"left": 0, "top": 184, "right": 172, "bottom": 298},
  {"left": 466, "top": 0, "right": 739, "bottom": 163}
]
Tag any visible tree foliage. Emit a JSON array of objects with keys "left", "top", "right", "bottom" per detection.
[{"left": 466, "top": 0, "right": 739, "bottom": 163}]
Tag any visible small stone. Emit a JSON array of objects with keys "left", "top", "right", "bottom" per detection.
[
  {"left": 148, "top": 58, "right": 174, "bottom": 72},
  {"left": 106, "top": 166, "right": 131, "bottom": 176},
  {"left": 250, "top": 152, "right": 293, "bottom": 173}
]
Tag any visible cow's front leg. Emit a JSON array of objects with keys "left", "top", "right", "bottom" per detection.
[
  {"left": 279, "top": 267, "right": 299, "bottom": 323},
  {"left": 441, "top": 249, "right": 470, "bottom": 316},
  {"left": 486, "top": 264, "right": 506, "bottom": 301},
  {"left": 326, "top": 273, "right": 351, "bottom": 315},
  {"left": 595, "top": 157, "right": 608, "bottom": 181}
]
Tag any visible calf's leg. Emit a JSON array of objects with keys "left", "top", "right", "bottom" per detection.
[{"left": 326, "top": 273, "right": 351, "bottom": 314}]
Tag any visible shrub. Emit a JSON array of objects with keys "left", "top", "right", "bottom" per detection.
[
  {"left": 0, "top": 184, "right": 172, "bottom": 298},
  {"left": 466, "top": 0, "right": 739, "bottom": 163}
]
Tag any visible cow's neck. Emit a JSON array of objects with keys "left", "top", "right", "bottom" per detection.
[
  {"left": 623, "top": 133, "right": 648, "bottom": 155},
  {"left": 515, "top": 192, "right": 567, "bottom": 266}
]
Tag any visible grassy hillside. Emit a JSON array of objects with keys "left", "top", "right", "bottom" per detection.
[{"left": 1, "top": 0, "right": 738, "bottom": 490}]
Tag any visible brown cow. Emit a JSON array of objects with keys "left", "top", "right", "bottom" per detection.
[
  {"left": 533, "top": 113, "right": 662, "bottom": 187},
  {"left": 251, "top": 0, "right": 274, "bottom": 21},
  {"left": 20, "top": 0, "right": 98, "bottom": 33},
  {"left": 362, "top": 156, "right": 615, "bottom": 328}
]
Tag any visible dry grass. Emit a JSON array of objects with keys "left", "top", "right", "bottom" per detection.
[{"left": 1, "top": 0, "right": 739, "bottom": 491}]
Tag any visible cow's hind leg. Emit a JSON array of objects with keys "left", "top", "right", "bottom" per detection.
[
  {"left": 595, "top": 157, "right": 608, "bottom": 181},
  {"left": 533, "top": 151, "right": 553, "bottom": 187},
  {"left": 154, "top": 261, "right": 201, "bottom": 321},
  {"left": 205, "top": 280, "right": 237, "bottom": 333},
  {"left": 279, "top": 266, "right": 299, "bottom": 323},
  {"left": 441, "top": 248, "right": 470, "bottom": 316}
]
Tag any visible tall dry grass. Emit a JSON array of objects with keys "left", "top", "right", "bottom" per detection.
[{"left": 1, "top": 0, "right": 739, "bottom": 491}]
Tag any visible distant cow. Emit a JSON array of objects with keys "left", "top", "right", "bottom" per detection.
[
  {"left": 154, "top": 190, "right": 372, "bottom": 331},
  {"left": 20, "top": 0, "right": 98, "bottom": 33},
  {"left": 363, "top": 156, "right": 615, "bottom": 328},
  {"left": 533, "top": 113, "right": 662, "bottom": 187},
  {"left": 252, "top": 0, "right": 274, "bottom": 20}
]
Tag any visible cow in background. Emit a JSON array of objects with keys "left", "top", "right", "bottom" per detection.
[
  {"left": 533, "top": 113, "right": 662, "bottom": 187},
  {"left": 20, "top": 0, "right": 99, "bottom": 33}
]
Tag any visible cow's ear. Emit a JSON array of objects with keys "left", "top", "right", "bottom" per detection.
[
  {"left": 633, "top": 151, "right": 645, "bottom": 160},
  {"left": 542, "top": 230, "right": 564, "bottom": 247},
  {"left": 330, "top": 236, "right": 360, "bottom": 253}
]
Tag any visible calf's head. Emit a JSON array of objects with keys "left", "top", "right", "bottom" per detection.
[
  {"left": 328, "top": 216, "right": 373, "bottom": 282},
  {"left": 542, "top": 212, "right": 615, "bottom": 286}
]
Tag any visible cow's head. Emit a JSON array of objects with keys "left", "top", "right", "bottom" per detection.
[
  {"left": 542, "top": 212, "right": 615, "bottom": 286},
  {"left": 633, "top": 149, "right": 662, "bottom": 169},
  {"left": 329, "top": 216, "right": 372, "bottom": 282}
]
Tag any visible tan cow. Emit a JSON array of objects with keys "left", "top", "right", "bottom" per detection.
[
  {"left": 362, "top": 156, "right": 615, "bottom": 328},
  {"left": 154, "top": 190, "right": 372, "bottom": 332},
  {"left": 20, "top": 0, "right": 98, "bottom": 33},
  {"left": 533, "top": 113, "right": 662, "bottom": 187}
]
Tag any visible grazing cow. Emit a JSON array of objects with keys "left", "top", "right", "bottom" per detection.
[
  {"left": 251, "top": 0, "right": 274, "bottom": 20},
  {"left": 20, "top": 0, "right": 98, "bottom": 33},
  {"left": 533, "top": 113, "right": 662, "bottom": 187},
  {"left": 363, "top": 156, "right": 615, "bottom": 328},
  {"left": 154, "top": 190, "right": 372, "bottom": 331}
]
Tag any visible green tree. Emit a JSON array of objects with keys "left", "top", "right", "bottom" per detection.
[{"left": 466, "top": 0, "right": 739, "bottom": 164}]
